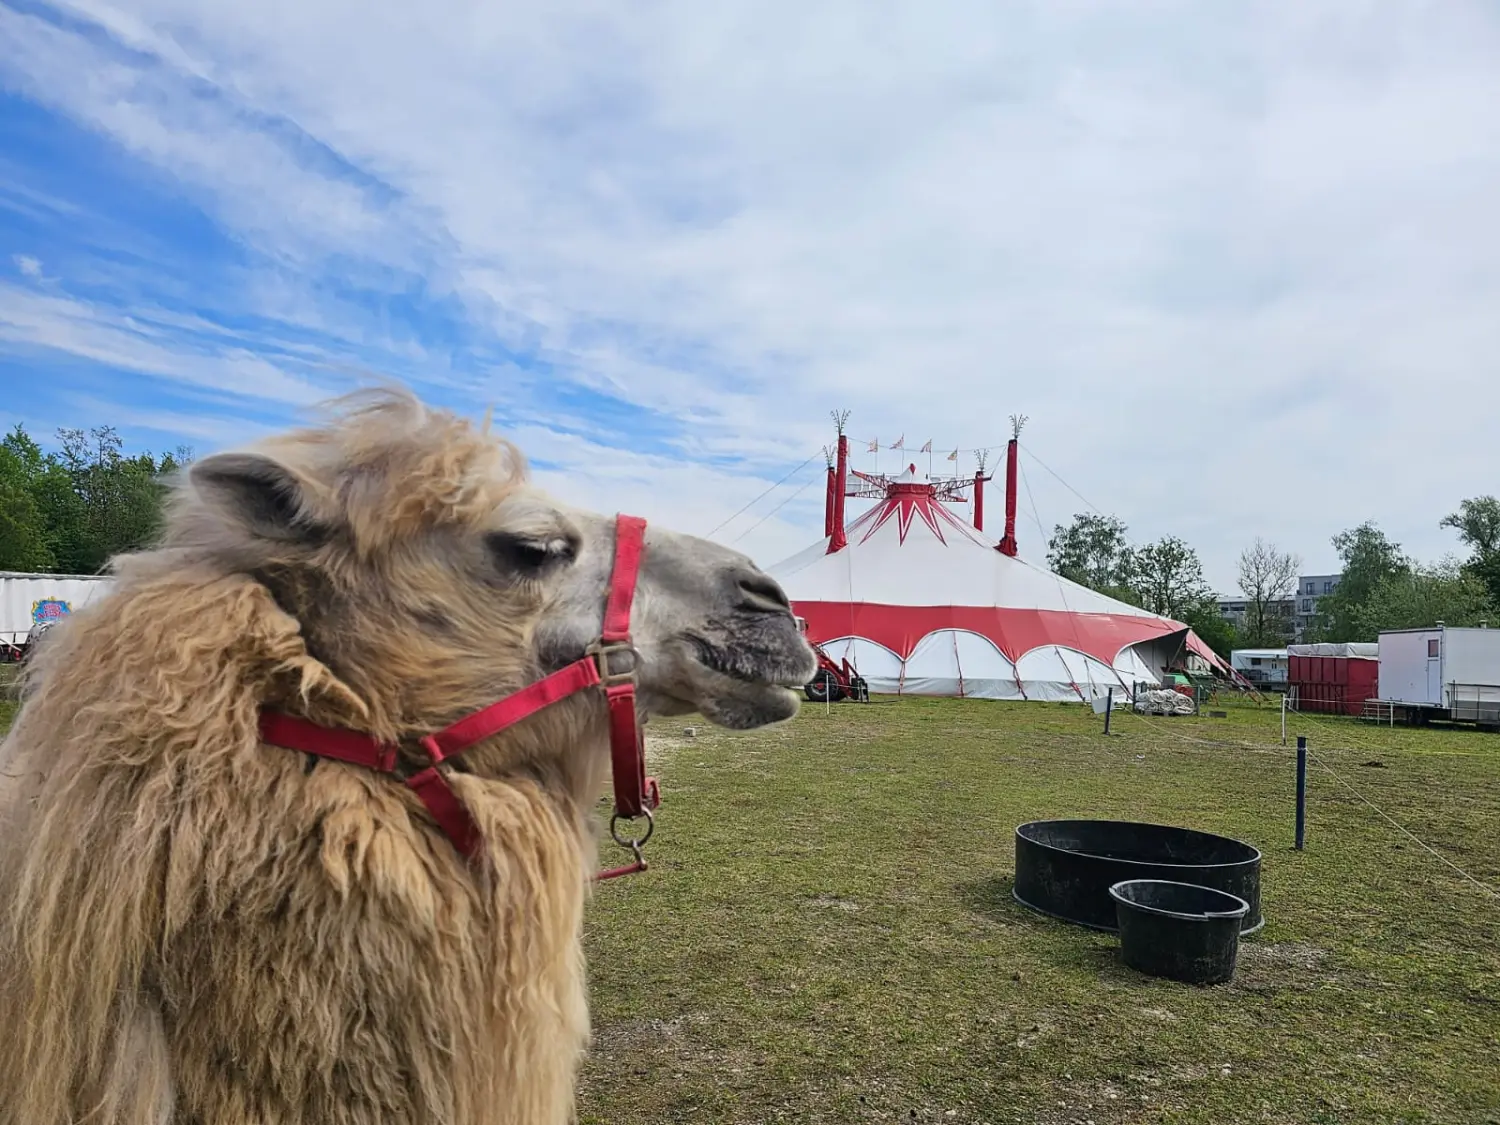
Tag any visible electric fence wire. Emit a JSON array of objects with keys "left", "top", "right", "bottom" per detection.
[
  {"left": 1112, "top": 691, "right": 1500, "bottom": 903},
  {"left": 1281, "top": 703, "right": 1500, "bottom": 901},
  {"left": 728, "top": 475, "right": 821, "bottom": 545},
  {"left": 1012, "top": 442, "right": 1497, "bottom": 901},
  {"left": 737, "top": 428, "right": 1497, "bottom": 902},
  {"left": 703, "top": 452, "right": 821, "bottom": 540}
]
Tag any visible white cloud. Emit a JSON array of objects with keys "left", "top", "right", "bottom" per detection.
[
  {"left": 514, "top": 422, "right": 824, "bottom": 565},
  {"left": 4, "top": 0, "right": 1499, "bottom": 587},
  {"left": 0, "top": 283, "right": 331, "bottom": 406},
  {"left": 59, "top": 392, "right": 276, "bottom": 447},
  {"left": 13, "top": 254, "right": 42, "bottom": 278}
]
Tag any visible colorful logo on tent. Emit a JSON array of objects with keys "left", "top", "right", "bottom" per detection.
[{"left": 31, "top": 598, "right": 71, "bottom": 626}]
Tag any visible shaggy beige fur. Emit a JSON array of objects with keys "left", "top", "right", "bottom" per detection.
[{"left": 0, "top": 391, "right": 638, "bottom": 1124}]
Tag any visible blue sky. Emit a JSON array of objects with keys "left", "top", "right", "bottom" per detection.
[{"left": 4, "top": 0, "right": 1500, "bottom": 591}]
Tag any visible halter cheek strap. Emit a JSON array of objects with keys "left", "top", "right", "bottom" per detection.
[{"left": 258, "top": 513, "right": 660, "bottom": 878}]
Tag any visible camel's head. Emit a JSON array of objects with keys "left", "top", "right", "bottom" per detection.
[
  {"left": 526, "top": 509, "right": 817, "bottom": 730},
  {"left": 169, "top": 389, "right": 816, "bottom": 743}
]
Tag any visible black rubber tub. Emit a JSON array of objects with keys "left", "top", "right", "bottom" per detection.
[
  {"left": 1013, "top": 819, "right": 1263, "bottom": 935},
  {"left": 1110, "top": 879, "right": 1250, "bottom": 985}
]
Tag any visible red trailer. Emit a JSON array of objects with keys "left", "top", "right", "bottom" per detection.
[{"left": 1288, "top": 642, "right": 1379, "bottom": 716}]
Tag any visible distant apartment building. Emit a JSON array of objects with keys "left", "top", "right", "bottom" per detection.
[
  {"left": 1296, "top": 573, "right": 1341, "bottom": 638},
  {"left": 1218, "top": 594, "right": 1296, "bottom": 640},
  {"left": 1218, "top": 572, "right": 1341, "bottom": 642}
]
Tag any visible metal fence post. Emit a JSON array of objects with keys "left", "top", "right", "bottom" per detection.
[
  {"left": 1104, "top": 687, "right": 1113, "bottom": 734},
  {"left": 1295, "top": 735, "right": 1307, "bottom": 850}
]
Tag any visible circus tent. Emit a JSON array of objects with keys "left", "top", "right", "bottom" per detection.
[{"left": 766, "top": 429, "right": 1227, "bottom": 703}]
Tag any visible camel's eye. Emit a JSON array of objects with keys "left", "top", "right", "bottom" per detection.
[{"left": 486, "top": 531, "right": 576, "bottom": 575}]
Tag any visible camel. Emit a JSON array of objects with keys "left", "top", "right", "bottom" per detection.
[{"left": 0, "top": 386, "right": 816, "bottom": 1125}]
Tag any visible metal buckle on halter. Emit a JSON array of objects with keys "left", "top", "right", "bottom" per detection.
[
  {"left": 604, "top": 807, "right": 655, "bottom": 874},
  {"left": 586, "top": 639, "right": 639, "bottom": 686}
]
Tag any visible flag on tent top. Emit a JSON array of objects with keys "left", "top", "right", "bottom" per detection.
[
  {"left": 920, "top": 439, "right": 933, "bottom": 453},
  {"left": 867, "top": 438, "right": 878, "bottom": 452},
  {"left": 891, "top": 436, "right": 904, "bottom": 449},
  {"left": 947, "top": 449, "right": 958, "bottom": 461}
]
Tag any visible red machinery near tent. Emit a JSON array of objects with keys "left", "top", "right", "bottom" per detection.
[{"left": 794, "top": 615, "right": 869, "bottom": 703}]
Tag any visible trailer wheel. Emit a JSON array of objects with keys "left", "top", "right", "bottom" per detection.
[{"left": 805, "top": 669, "right": 846, "bottom": 703}]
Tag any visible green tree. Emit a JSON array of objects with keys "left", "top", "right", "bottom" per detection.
[
  {"left": 1315, "top": 522, "right": 1411, "bottom": 641},
  {"left": 54, "top": 426, "right": 186, "bottom": 574},
  {"left": 1047, "top": 513, "right": 1135, "bottom": 600},
  {"left": 0, "top": 422, "right": 189, "bottom": 575},
  {"left": 1442, "top": 496, "right": 1500, "bottom": 610},
  {"left": 1124, "top": 536, "right": 1215, "bottom": 622},
  {"left": 1351, "top": 559, "right": 1494, "bottom": 635},
  {"left": 0, "top": 436, "right": 55, "bottom": 571},
  {"left": 1182, "top": 601, "right": 1239, "bottom": 661}
]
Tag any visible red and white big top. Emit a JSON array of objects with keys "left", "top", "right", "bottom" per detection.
[{"left": 768, "top": 462, "right": 1224, "bottom": 702}]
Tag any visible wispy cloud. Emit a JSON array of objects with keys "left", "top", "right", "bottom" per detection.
[
  {"left": 2, "top": 0, "right": 1498, "bottom": 587},
  {"left": 0, "top": 283, "right": 331, "bottom": 405}
]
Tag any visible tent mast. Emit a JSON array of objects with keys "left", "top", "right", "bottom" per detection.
[
  {"left": 997, "top": 414, "right": 1027, "bottom": 557},
  {"left": 972, "top": 450, "right": 992, "bottom": 532},
  {"left": 822, "top": 444, "right": 836, "bottom": 538},
  {"left": 829, "top": 410, "right": 850, "bottom": 554}
]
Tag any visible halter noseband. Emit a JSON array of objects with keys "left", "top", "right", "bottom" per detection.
[{"left": 258, "top": 513, "right": 661, "bottom": 880}]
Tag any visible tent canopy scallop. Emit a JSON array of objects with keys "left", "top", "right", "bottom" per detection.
[{"left": 769, "top": 463, "right": 1224, "bottom": 701}]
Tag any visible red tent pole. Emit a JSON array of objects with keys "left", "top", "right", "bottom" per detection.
[
  {"left": 824, "top": 466, "right": 836, "bottom": 538},
  {"left": 973, "top": 469, "right": 985, "bottom": 532},
  {"left": 997, "top": 437, "right": 1019, "bottom": 557},
  {"left": 829, "top": 434, "right": 848, "bottom": 553}
]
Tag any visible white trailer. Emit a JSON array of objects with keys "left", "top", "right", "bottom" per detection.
[
  {"left": 1377, "top": 624, "right": 1500, "bottom": 728},
  {"left": 1230, "top": 648, "right": 1289, "bottom": 689},
  {"left": 0, "top": 571, "right": 114, "bottom": 653}
]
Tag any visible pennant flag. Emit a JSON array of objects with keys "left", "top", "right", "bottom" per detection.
[
  {"left": 867, "top": 438, "right": 879, "bottom": 452},
  {"left": 920, "top": 439, "right": 933, "bottom": 453},
  {"left": 891, "top": 435, "right": 904, "bottom": 450}
]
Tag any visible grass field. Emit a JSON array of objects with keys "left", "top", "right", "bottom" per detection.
[
  {"left": 2, "top": 687, "right": 1496, "bottom": 1123},
  {"left": 579, "top": 696, "right": 1500, "bottom": 1125}
]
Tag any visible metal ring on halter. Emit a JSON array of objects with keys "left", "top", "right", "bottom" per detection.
[{"left": 610, "top": 807, "right": 655, "bottom": 849}]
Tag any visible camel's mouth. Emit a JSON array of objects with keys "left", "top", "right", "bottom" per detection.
[
  {"left": 662, "top": 676, "right": 803, "bottom": 731},
  {"left": 650, "top": 627, "right": 813, "bottom": 730},
  {"left": 681, "top": 632, "right": 814, "bottom": 690}
]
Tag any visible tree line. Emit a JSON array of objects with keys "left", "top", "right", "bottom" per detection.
[
  {"left": 1046, "top": 500, "right": 1500, "bottom": 658},
  {"left": 0, "top": 424, "right": 191, "bottom": 575},
  {"left": 4, "top": 418, "right": 1497, "bottom": 657}
]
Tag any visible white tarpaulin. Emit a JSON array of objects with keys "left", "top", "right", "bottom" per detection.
[
  {"left": 1287, "top": 642, "right": 1378, "bottom": 659},
  {"left": 1133, "top": 688, "right": 1197, "bottom": 716},
  {"left": 0, "top": 572, "right": 113, "bottom": 645}
]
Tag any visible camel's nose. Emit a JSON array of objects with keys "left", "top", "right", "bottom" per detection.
[{"left": 733, "top": 567, "right": 793, "bottom": 614}]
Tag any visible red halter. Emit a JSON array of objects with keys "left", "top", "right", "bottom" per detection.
[{"left": 258, "top": 514, "right": 661, "bottom": 880}]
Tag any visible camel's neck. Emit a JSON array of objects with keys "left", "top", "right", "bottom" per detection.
[
  {"left": 263, "top": 648, "right": 617, "bottom": 842},
  {"left": 163, "top": 563, "right": 619, "bottom": 847}
]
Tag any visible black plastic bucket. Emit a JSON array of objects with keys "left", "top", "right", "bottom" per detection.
[
  {"left": 1013, "top": 819, "right": 1263, "bottom": 935},
  {"left": 1109, "top": 879, "right": 1250, "bottom": 985}
]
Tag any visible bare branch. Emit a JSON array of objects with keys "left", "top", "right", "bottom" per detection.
[{"left": 1237, "top": 538, "right": 1303, "bottom": 646}]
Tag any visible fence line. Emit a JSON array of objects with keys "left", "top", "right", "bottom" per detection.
[{"left": 1118, "top": 695, "right": 1500, "bottom": 903}]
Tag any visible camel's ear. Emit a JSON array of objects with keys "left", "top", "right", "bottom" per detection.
[{"left": 189, "top": 452, "right": 328, "bottom": 543}]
